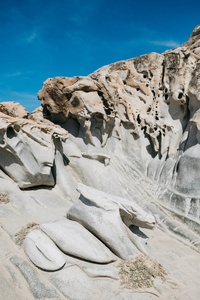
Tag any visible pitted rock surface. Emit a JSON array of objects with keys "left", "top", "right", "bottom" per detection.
[{"left": 0, "top": 25, "right": 200, "bottom": 300}]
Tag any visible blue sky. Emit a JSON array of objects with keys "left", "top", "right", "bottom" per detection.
[{"left": 0, "top": 0, "right": 200, "bottom": 112}]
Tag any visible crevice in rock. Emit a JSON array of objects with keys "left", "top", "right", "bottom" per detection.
[{"left": 97, "top": 91, "right": 112, "bottom": 116}]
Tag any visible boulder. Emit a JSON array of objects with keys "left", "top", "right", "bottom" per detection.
[
  {"left": 23, "top": 230, "right": 66, "bottom": 271},
  {"left": 67, "top": 184, "right": 155, "bottom": 259},
  {"left": 40, "top": 219, "right": 115, "bottom": 263},
  {"left": 0, "top": 101, "right": 29, "bottom": 118}
]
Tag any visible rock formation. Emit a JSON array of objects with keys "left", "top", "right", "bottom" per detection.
[
  {"left": 0, "top": 26, "right": 200, "bottom": 299},
  {"left": 37, "top": 26, "right": 200, "bottom": 230}
]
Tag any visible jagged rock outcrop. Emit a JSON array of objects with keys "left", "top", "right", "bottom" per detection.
[
  {"left": 0, "top": 101, "right": 29, "bottom": 118},
  {"left": 1, "top": 26, "right": 200, "bottom": 300}
]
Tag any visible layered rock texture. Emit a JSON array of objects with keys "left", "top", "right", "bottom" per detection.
[{"left": 1, "top": 26, "right": 200, "bottom": 299}]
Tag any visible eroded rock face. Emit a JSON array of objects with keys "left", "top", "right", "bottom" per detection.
[
  {"left": 23, "top": 229, "right": 66, "bottom": 271},
  {"left": 67, "top": 184, "right": 155, "bottom": 259},
  {"left": 23, "top": 184, "right": 155, "bottom": 269},
  {"left": 37, "top": 25, "right": 200, "bottom": 226},
  {"left": 0, "top": 112, "right": 67, "bottom": 188},
  {"left": 1, "top": 25, "right": 200, "bottom": 300}
]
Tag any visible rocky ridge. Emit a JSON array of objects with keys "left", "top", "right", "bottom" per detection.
[{"left": 0, "top": 26, "right": 200, "bottom": 299}]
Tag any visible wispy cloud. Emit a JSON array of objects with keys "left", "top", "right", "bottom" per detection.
[
  {"left": 26, "top": 32, "right": 37, "bottom": 43},
  {"left": 5, "top": 72, "right": 22, "bottom": 78},
  {"left": 149, "top": 40, "right": 180, "bottom": 48},
  {"left": 4, "top": 71, "right": 33, "bottom": 78}
]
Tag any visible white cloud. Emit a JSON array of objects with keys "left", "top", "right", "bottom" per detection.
[{"left": 150, "top": 40, "right": 180, "bottom": 48}]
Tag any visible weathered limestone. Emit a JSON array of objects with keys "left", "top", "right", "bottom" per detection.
[
  {"left": 40, "top": 219, "right": 115, "bottom": 263},
  {"left": 0, "top": 112, "right": 67, "bottom": 188},
  {"left": 37, "top": 25, "right": 200, "bottom": 227},
  {"left": 23, "top": 184, "right": 154, "bottom": 267},
  {"left": 67, "top": 184, "right": 155, "bottom": 259},
  {"left": 0, "top": 101, "right": 29, "bottom": 118},
  {"left": 24, "top": 230, "right": 66, "bottom": 271},
  {"left": 1, "top": 25, "right": 200, "bottom": 300}
]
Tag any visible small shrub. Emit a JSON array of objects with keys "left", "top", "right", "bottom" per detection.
[
  {"left": 118, "top": 254, "right": 167, "bottom": 290},
  {"left": 0, "top": 192, "right": 10, "bottom": 204},
  {"left": 15, "top": 222, "right": 39, "bottom": 245}
]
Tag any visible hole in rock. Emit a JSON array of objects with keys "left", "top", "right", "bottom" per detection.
[
  {"left": 178, "top": 93, "right": 183, "bottom": 99},
  {"left": 65, "top": 93, "right": 72, "bottom": 101},
  {"left": 105, "top": 76, "right": 111, "bottom": 82},
  {"left": 7, "top": 126, "right": 16, "bottom": 139},
  {"left": 43, "top": 105, "right": 51, "bottom": 119},
  {"left": 105, "top": 108, "right": 112, "bottom": 115},
  {"left": 137, "top": 114, "right": 141, "bottom": 124},
  {"left": 165, "top": 94, "right": 168, "bottom": 100},
  {"left": 155, "top": 116, "right": 159, "bottom": 120},
  {"left": 150, "top": 71, "right": 153, "bottom": 78},
  {"left": 71, "top": 96, "right": 80, "bottom": 107},
  {"left": 147, "top": 107, "right": 151, "bottom": 113}
]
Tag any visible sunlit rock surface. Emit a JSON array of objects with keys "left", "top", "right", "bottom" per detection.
[
  {"left": 0, "top": 25, "right": 200, "bottom": 300},
  {"left": 37, "top": 26, "right": 200, "bottom": 229}
]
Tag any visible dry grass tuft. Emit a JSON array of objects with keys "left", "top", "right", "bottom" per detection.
[
  {"left": 0, "top": 192, "right": 10, "bottom": 204},
  {"left": 118, "top": 254, "right": 167, "bottom": 290},
  {"left": 15, "top": 222, "right": 39, "bottom": 245}
]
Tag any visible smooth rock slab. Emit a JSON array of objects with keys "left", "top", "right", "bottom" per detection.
[
  {"left": 77, "top": 183, "right": 156, "bottom": 229},
  {"left": 40, "top": 219, "right": 115, "bottom": 263},
  {"left": 10, "top": 255, "right": 60, "bottom": 299},
  {"left": 67, "top": 186, "right": 141, "bottom": 259},
  {"left": 67, "top": 184, "right": 155, "bottom": 259},
  {"left": 24, "top": 229, "right": 66, "bottom": 271},
  {"left": 50, "top": 265, "right": 121, "bottom": 300}
]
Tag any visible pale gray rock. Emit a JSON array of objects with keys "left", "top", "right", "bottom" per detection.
[
  {"left": 50, "top": 265, "right": 122, "bottom": 300},
  {"left": 50, "top": 266, "right": 100, "bottom": 300},
  {"left": 77, "top": 183, "right": 155, "bottom": 229},
  {"left": 0, "top": 113, "right": 67, "bottom": 188},
  {"left": 67, "top": 184, "right": 155, "bottom": 259},
  {"left": 52, "top": 136, "right": 80, "bottom": 201},
  {"left": 23, "top": 230, "right": 66, "bottom": 271},
  {"left": 10, "top": 255, "right": 60, "bottom": 299},
  {"left": 40, "top": 219, "right": 115, "bottom": 263},
  {"left": 82, "top": 152, "right": 111, "bottom": 166},
  {"left": 62, "top": 138, "right": 82, "bottom": 158},
  {"left": 80, "top": 263, "right": 119, "bottom": 279},
  {"left": 0, "top": 263, "right": 35, "bottom": 300},
  {"left": 37, "top": 26, "right": 200, "bottom": 227}
]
